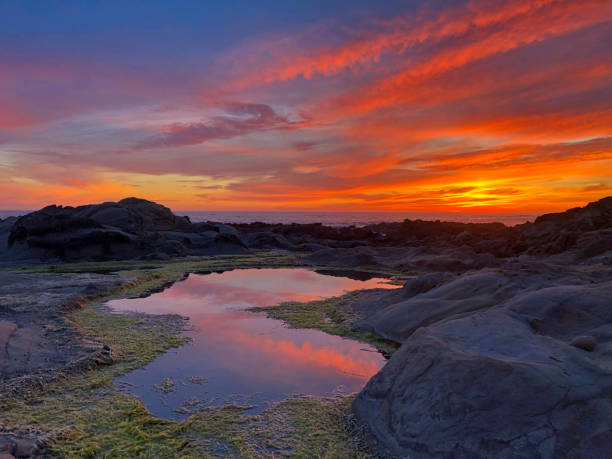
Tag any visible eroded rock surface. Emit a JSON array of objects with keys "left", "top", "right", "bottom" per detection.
[
  {"left": 353, "top": 261, "right": 612, "bottom": 458},
  {"left": 3, "top": 198, "right": 249, "bottom": 262},
  {"left": 0, "top": 272, "right": 126, "bottom": 389}
]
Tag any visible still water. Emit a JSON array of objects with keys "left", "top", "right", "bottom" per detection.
[{"left": 110, "top": 268, "right": 397, "bottom": 419}]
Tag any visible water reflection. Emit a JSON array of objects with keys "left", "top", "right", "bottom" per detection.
[{"left": 110, "top": 268, "right": 396, "bottom": 419}]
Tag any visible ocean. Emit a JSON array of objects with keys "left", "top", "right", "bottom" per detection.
[{"left": 0, "top": 209, "right": 537, "bottom": 226}]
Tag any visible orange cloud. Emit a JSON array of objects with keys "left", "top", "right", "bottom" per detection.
[{"left": 2, "top": 0, "right": 611, "bottom": 214}]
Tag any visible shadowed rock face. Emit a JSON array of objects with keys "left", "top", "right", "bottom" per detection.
[
  {"left": 352, "top": 262, "right": 612, "bottom": 458},
  {"left": 3, "top": 198, "right": 249, "bottom": 262},
  {"left": 2, "top": 196, "right": 610, "bottom": 264}
]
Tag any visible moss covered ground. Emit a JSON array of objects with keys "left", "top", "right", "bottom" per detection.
[
  {"left": 0, "top": 253, "right": 387, "bottom": 457},
  {"left": 250, "top": 291, "right": 400, "bottom": 357}
]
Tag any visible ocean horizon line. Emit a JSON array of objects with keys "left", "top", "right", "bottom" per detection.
[{"left": 1, "top": 208, "right": 539, "bottom": 226}]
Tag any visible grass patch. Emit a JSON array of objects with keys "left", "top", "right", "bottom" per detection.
[
  {"left": 251, "top": 291, "right": 400, "bottom": 356},
  {"left": 9, "top": 252, "right": 303, "bottom": 275}
]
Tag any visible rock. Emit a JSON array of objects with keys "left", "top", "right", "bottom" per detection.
[
  {"left": 0, "top": 217, "right": 17, "bottom": 252},
  {"left": 358, "top": 270, "right": 520, "bottom": 342},
  {"left": 1, "top": 198, "right": 248, "bottom": 262},
  {"left": 295, "top": 242, "right": 329, "bottom": 251},
  {"left": 0, "top": 272, "right": 131, "bottom": 386},
  {"left": 570, "top": 335, "right": 597, "bottom": 351},
  {"left": 217, "top": 224, "right": 239, "bottom": 237},
  {"left": 0, "top": 321, "right": 18, "bottom": 345},
  {"left": 238, "top": 197, "right": 612, "bottom": 263},
  {"left": 13, "top": 438, "right": 38, "bottom": 458},
  {"left": 400, "top": 272, "right": 455, "bottom": 297},
  {"left": 240, "top": 232, "right": 296, "bottom": 250},
  {"left": 0, "top": 436, "right": 13, "bottom": 454},
  {"left": 0, "top": 434, "right": 43, "bottom": 458},
  {"left": 0, "top": 321, "right": 19, "bottom": 369},
  {"left": 307, "top": 246, "right": 381, "bottom": 268},
  {"left": 192, "top": 222, "right": 220, "bottom": 233},
  {"left": 353, "top": 273, "right": 612, "bottom": 458},
  {"left": 455, "top": 230, "right": 472, "bottom": 242},
  {"left": 83, "top": 197, "right": 191, "bottom": 233},
  {"left": 579, "top": 429, "right": 612, "bottom": 459}
]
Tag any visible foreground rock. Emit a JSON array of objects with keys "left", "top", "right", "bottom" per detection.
[
  {"left": 0, "top": 272, "right": 126, "bottom": 391},
  {"left": 3, "top": 198, "right": 248, "bottom": 262},
  {"left": 352, "top": 260, "right": 612, "bottom": 457}
]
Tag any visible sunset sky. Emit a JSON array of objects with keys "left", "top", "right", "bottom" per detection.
[{"left": 1, "top": 0, "right": 611, "bottom": 213}]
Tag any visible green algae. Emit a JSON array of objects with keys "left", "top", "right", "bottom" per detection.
[{"left": 250, "top": 291, "right": 400, "bottom": 356}]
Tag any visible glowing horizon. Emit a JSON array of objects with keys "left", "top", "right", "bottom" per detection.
[{"left": 1, "top": 1, "right": 610, "bottom": 214}]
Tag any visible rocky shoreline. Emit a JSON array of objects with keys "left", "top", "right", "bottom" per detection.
[{"left": 1, "top": 196, "right": 611, "bottom": 457}]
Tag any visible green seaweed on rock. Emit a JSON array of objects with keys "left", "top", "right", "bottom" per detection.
[{"left": 251, "top": 291, "right": 400, "bottom": 357}]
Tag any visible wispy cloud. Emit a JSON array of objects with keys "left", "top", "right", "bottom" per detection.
[
  {"left": 133, "top": 103, "right": 296, "bottom": 149},
  {"left": 0, "top": 0, "right": 610, "bottom": 212}
]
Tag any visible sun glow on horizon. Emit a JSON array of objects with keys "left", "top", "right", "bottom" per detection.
[{"left": 0, "top": 0, "right": 610, "bottom": 213}]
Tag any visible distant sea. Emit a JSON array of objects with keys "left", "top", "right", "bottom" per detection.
[
  {"left": 179, "top": 211, "right": 537, "bottom": 226},
  {"left": 0, "top": 209, "right": 538, "bottom": 227}
]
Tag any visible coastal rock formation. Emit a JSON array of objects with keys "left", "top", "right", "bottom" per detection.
[
  {"left": 3, "top": 196, "right": 610, "bottom": 265},
  {"left": 2, "top": 198, "right": 249, "bottom": 262},
  {"left": 352, "top": 254, "right": 612, "bottom": 455},
  {"left": 354, "top": 275, "right": 612, "bottom": 457},
  {"left": 301, "top": 197, "right": 612, "bottom": 270},
  {"left": 0, "top": 272, "right": 126, "bottom": 389}
]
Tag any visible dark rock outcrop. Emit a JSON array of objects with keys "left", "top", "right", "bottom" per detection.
[
  {"left": 3, "top": 198, "right": 249, "bottom": 262},
  {"left": 301, "top": 197, "right": 612, "bottom": 270},
  {"left": 352, "top": 262, "right": 612, "bottom": 457},
  {"left": 346, "top": 198, "right": 612, "bottom": 457},
  {"left": 4, "top": 196, "right": 611, "bottom": 264}
]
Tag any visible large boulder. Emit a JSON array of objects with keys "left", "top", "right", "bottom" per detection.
[
  {"left": 356, "top": 270, "right": 523, "bottom": 342},
  {"left": 72, "top": 197, "right": 192, "bottom": 233},
  {"left": 2, "top": 198, "right": 248, "bottom": 261},
  {"left": 353, "top": 270, "right": 612, "bottom": 458}
]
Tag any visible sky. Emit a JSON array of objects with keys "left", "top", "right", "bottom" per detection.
[{"left": 0, "top": 0, "right": 611, "bottom": 213}]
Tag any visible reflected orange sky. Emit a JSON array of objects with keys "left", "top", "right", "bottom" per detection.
[
  {"left": 109, "top": 268, "right": 394, "bottom": 418},
  {"left": 1, "top": 0, "right": 610, "bottom": 213}
]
